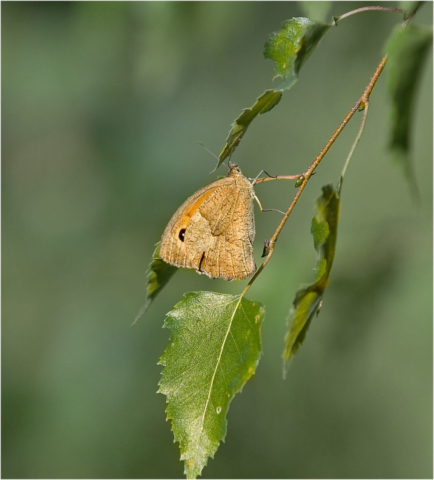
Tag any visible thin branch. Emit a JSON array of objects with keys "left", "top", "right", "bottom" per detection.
[
  {"left": 241, "top": 54, "right": 388, "bottom": 297},
  {"left": 333, "top": 6, "right": 404, "bottom": 25},
  {"left": 271, "top": 55, "right": 387, "bottom": 245}
]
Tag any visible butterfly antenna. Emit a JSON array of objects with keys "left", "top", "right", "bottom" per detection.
[{"left": 199, "top": 142, "right": 228, "bottom": 169}]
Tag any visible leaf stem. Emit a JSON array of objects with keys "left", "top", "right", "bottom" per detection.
[
  {"left": 242, "top": 54, "right": 388, "bottom": 297},
  {"left": 402, "top": 1, "right": 424, "bottom": 26},
  {"left": 340, "top": 102, "right": 370, "bottom": 183},
  {"left": 333, "top": 6, "right": 404, "bottom": 25}
]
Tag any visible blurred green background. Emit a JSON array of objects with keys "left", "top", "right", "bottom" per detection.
[{"left": 2, "top": 2, "right": 432, "bottom": 478}]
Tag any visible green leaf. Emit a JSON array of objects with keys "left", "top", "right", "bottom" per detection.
[
  {"left": 311, "top": 216, "right": 330, "bottom": 251},
  {"left": 386, "top": 24, "right": 432, "bottom": 188},
  {"left": 217, "top": 17, "right": 331, "bottom": 168},
  {"left": 218, "top": 90, "right": 282, "bottom": 164},
  {"left": 298, "top": 1, "right": 332, "bottom": 23},
  {"left": 159, "top": 292, "right": 264, "bottom": 479},
  {"left": 264, "top": 17, "right": 331, "bottom": 87},
  {"left": 283, "top": 185, "right": 340, "bottom": 373},
  {"left": 134, "top": 242, "right": 177, "bottom": 322}
]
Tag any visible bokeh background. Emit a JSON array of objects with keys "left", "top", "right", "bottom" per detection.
[{"left": 2, "top": 2, "right": 432, "bottom": 478}]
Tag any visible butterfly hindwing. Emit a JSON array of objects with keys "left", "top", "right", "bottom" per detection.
[{"left": 159, "top": 167, "right": 256, "bottom": 280}]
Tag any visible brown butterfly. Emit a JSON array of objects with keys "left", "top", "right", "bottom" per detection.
[{"left": 160, "top": 164, "right": 256, "bottom": 280}]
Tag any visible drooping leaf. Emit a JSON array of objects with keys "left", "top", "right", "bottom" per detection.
[
  {"left": 217, "top": 17, "right": 331, "bottom": 167},
  {"left": 386, "top": 24, "right": 432, "bottom": 188},
  {"left": 134, "top": 242, "right": 177, "bottom": 322},
  {"left": 159, "top": 292, "right": 264, "bottom": 479},
  {"left": 298, "top": 2, "right": 332, "bottom": 24},
  {"left": 218, "top": 90, "right": 282, "bottom": 163},
  {"left": 283, "top": 185, "right": 340, "bottom": 374}
]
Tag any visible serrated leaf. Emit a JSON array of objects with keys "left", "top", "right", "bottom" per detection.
[
  {"left": 264, "top": 17, "right": 331, "bottom": 86},
  {"left": 159, "top": 292, "right": 264, "bottom": 478},
  {"left": 283, "top": 185, "right": 340, "bottom": 372},
  {"left": 217, "top": 17, "right": 331, "bottom": 167},
  {"left": 298, "top": 1, "right": 332, "bottom": 23},
  {"left": 386, "top": 24, "right": 432, "bottom": 188},
  {"left": 135, "top": 242, "right": 177, "bottom": 321}
]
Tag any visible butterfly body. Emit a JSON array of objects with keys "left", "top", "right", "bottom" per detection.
[{"left": 160, "top": 165, "right": 256, "bottom": 280}]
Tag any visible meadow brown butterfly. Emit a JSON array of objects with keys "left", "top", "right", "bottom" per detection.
[{"left": 160, "top": 164, "right": 256, "bottom": 280}]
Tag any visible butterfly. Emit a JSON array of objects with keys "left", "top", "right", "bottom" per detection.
[{"left": 159, "top": 164, "right": 256, "bottom": 280}]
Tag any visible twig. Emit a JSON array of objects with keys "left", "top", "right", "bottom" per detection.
[
  {"left": 241, "top": 54, "right": 388, "bottom": 298},
  {"left": 333, "top": 6, "right": 404, "bottom": 25}
]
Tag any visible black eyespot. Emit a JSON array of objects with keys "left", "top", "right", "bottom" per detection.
[{"left": 179, "top": 228, "right": 186, "bottom": 241}]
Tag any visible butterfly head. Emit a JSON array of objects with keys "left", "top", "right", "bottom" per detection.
[{"left": 227, "top": 162, "right": 242, "bottom": 178}]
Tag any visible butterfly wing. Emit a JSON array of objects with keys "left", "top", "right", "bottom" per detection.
[
  {"left": 195, "top": 179, "right": 256, "bottom": 280},
  {"left": 159, "top": 175, "right": 256, "bottom": 280},
  {"left": 159, "top": 176, "right": 233, "bottom": 270}
]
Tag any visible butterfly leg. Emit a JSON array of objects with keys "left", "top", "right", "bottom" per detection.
[
  {"left": 254, "top": 194, "right": 285, "bottom": 215},
  {"left": 251, "top": 170, "right": 277, "bottom": 185}
]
